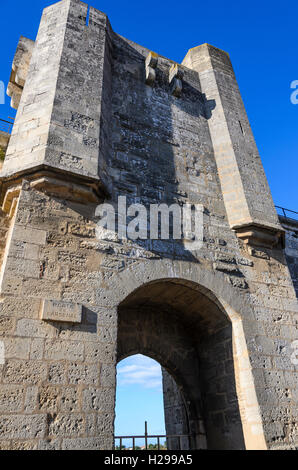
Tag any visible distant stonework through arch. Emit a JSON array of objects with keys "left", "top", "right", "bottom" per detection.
[{"left": 118, "top": 278, "right": 263, "bottom": 450}]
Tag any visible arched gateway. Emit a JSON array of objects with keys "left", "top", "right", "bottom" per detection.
[
  {"left": 0, "top": 0, "right": 297, "bottom": 451},
  {"left": 115, "top": 263, "right": 267, "bottom": 450}
]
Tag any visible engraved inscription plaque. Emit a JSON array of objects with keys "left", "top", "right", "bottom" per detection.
[{"left": 40, "top": 299, "right": 82, "bottom": 323}]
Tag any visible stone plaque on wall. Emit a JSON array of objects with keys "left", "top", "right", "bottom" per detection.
[{"left": 40, "top": 299, "right": 82, "bottom": 323}]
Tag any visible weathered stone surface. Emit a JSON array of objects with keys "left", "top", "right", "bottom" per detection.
[{"left": 0, "top": 414, "right": 46, "bottom": 439}]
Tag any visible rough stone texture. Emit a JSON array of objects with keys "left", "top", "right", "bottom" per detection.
[{"left": 0, "top": 0, "right": 297, "bottom": 451}]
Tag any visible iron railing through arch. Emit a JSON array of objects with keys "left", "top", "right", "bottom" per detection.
[
  {"left": 114, "top": 433, "right": 192, "bottom": 451},
  {"left": 0, "top": 118, "right": 13, "bottom": 134},
  {"left": 114, "top": 421, "right": 192, "bottom": 450}
]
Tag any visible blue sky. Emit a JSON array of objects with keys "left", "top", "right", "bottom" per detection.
[
  {"left": 0, "top": 0, "right": 297, "bottom": 437},
  {"left": 115, "top": 355, "right": 166, "bottom": 445}
]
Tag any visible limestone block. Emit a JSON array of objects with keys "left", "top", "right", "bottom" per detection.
[
  {"left": 60, "top": 388, "right": 80, "bottom": 413},
  {"left": 2, "top": 337, "right": 31, "bottom": 360},
  {"left": 44, "top": 339, "right": 84, "bottom": 361},
  {"left": 48, "top": 362, "right": 67, "bottom": 385},
  {"left": 0, "top": 414, "right": 46, "bottom": 439},
  {"left": 82, "top": 387, "right": 114, "bottom": 412},
  {"left": 24, "top": 386, "right": 39, "bottom": 413},
  {"left": 68, "top": 363, "right": 99, "bottom": 385},
  {"left": 0, "top": 385, "right": 25, "bottom": 412},
  {"left": 3, "top": 360, "right": 48, "bottom": 384},
  {"left": 48, "top": 413, "right": 85, "bottom": 437},
  {"left": 61, "top": 437, "right": 108, "bottom": 450}
]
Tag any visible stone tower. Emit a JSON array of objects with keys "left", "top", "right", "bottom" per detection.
[{"left": 0, "top": 0, "right": 297, "bottom": 450}]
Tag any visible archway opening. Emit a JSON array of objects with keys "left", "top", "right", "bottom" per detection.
[
  {"left": 115, "top": 353, "right": 193, "bottom": 450},
  {"left": 115, "top": 354, "right": 167, "bottom": 449},
  {"left": 117, "top": 278, "right": 246, "bottom": 450}
]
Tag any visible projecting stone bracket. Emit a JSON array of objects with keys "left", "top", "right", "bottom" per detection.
[
  {"left": 145, "top": 51, "right": 158, "bottom": 86},
  {"left": 7, "top": 36, "right": 35, "bottom": 110},
  {"left": 1, "top": 184, "right": 22, "bottom": 219},
  {"left": 0, "top": 165, "right": 108, "bottom": 217},
  {"left": 169, "top": 64, "right": 183, "bottom": 97},
  {"left": 234, "top": 223, "right": 285, "bottom": 249}
]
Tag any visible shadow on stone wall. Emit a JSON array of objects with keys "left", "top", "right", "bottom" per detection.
[{"left": 93, "top": 34, "right": 218, "bottom": 264}]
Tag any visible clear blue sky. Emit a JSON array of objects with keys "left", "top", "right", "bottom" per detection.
[
  {"left": 0, "top": 0, "right": 296, "bottom": 438},
  {"left": 0, "top": 0, "right": 297, "bottom": 210}
]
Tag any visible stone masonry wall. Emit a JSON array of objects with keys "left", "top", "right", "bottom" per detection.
[
  {"left": 0, "top": 186, "right": 117, "bottom": 450},
  {"left": 0, "top": 183, "right": 297, "bottom": 449}
]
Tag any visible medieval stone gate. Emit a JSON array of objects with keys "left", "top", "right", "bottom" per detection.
[{"left": 0, "top": 0, "right": 297, "bottom": 450}]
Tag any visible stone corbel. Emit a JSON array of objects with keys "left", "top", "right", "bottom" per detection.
[
  {"left": 169, "top": 64, "right": 183, "bottom": 97},
  {"left": 234, "top": 223, "right": 285, "bottom": 249},
  {"left": 145, "top": 52, "right": 158, "bottom": 86},
  {"left": 0, "top": 167, "right": 108, "bottom": 218},
  {"left": 7, "top": 82, "right": 23, "bottom": 110},
  {"left": 7, "top": 36, "right": 35, "bottom": 110}
]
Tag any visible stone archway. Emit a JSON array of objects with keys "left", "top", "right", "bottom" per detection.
[{"left": 117, "top": 278, "right": 245, "bottom": 449}]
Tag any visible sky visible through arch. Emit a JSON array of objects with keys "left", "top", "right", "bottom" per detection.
[{"left": 115, "top": 355, "right": 166, "bottom": 447}]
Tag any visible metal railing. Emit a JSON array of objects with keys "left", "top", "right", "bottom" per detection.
[
  {"left": 114, "top": 421, "right": 191, "bottom": 450},
  {"left": 275, "top": 206, "right": 298, "bottom": 221},
  {"left": 0, "top": 118, "right": 13, "bottom": 134}
]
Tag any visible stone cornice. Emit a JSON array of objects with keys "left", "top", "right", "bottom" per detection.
[{"left": 0, "top": 165, "right": 108, "bottom": 216}]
